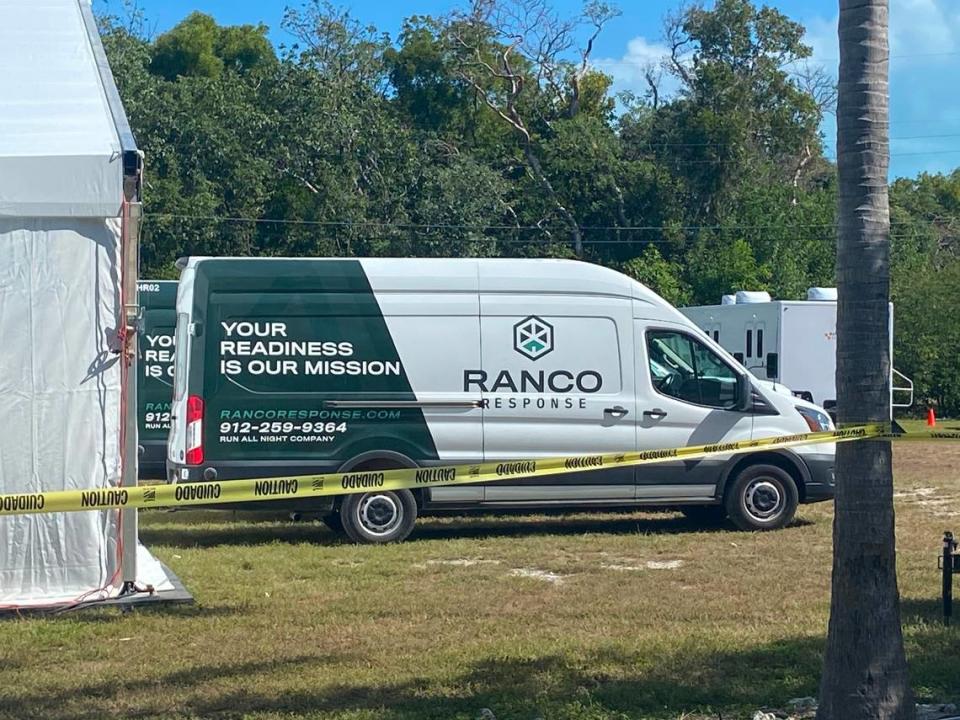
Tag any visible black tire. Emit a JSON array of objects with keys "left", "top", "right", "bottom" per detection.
[
  {"left": 724, "top": 463, "right": 799, "bottom": 531},
  {"left": 680, "top": 505, "right": 728, "bottom": 526},
  {"left": 339, "top": 488, "right": 417, "bottom": 544},
  {"left": 321, "top": 513, "right": 344, "bottom": 534}
]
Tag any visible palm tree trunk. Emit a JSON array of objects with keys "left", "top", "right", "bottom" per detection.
[{"left": 816, "top": 2, "right": 914, "bottom": 719}]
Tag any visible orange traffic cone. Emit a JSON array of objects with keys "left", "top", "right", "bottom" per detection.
[{"left": 927, "top": 408, "right": 937, "bottom": 427}]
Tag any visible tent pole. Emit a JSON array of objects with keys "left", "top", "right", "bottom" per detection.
[{"left": 120, "top": 199, "right": 142, "bottom": 589}]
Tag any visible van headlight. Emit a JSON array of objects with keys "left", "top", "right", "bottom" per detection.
[{"left": 796, "top": 406, "right": 833, "bottom": 432}]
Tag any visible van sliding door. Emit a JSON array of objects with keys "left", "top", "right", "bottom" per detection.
[
  {"left": 478, "top": 294, "right": 636, "bottom": 502},
  {"left": 373, "top": 290, "right": 484, "bottom": 503}
]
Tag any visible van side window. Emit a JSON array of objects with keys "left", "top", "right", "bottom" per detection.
[
  {"left": 173, "top": 313, "right": 189, "bottom": 402},
  {"left": 647, "top": 330, "right": 739, "bottom": 408}
]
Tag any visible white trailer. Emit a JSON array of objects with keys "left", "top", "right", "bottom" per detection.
[{"left": 680, "top": 289, "right": 913, "bottom": 415}]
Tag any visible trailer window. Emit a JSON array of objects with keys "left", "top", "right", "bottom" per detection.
[
  {"left": 173, "top": 313, "right": 189, "bottom": 402},
  {"left": 757, "top": 329, "right": 763, "bottom": 357},
  {"left": 746, "top": 329, "right": 752, "bottom": 358},
  {"left": 647, "top": 330, "right": 739, "bottom": 408}
]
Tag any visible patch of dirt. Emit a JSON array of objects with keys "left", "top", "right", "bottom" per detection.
[
  {"left": 600, "top": 563, "right": 645, "bottom": 571},
  {"left": 509, "top": 567, "right": 568, "bottom": 584},
  {"left": 645, "top": 560, "right": 685, "bottom": 570}
]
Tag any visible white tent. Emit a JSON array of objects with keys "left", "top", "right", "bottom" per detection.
[{"left": 0, "top": 0, "right": 174, "bottom": 607}]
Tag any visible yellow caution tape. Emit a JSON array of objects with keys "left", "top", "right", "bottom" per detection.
[
  {"left": 889, "top": 429, "right": 960, "bottom": 441},
  {"left": 0, "top": 424, "right": 874, "bottom": 516},
  {"left": 0, "top": 422, "right": 951, "bottom": 517}
]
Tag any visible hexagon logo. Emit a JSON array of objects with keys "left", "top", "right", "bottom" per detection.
[{"left": 513, "top": 316, "right": 554, "bottom": 361}]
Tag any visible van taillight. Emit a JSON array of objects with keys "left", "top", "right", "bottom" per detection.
[{"left": 186, "top": 395, "right": 204, "bottom": 465}]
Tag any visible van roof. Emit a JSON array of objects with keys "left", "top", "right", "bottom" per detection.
[{"left": 180, "top": 256, "right": 674, "bottom": 307}]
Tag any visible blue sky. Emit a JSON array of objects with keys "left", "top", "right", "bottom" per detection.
[{"left": 101, "top": 0, "right": 960, "bottom": 180}]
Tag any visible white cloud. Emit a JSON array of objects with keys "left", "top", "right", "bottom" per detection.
[
  {"left": 801, "top": 0, "right": 960, "bottom": 177},
  {"left": 593, "top": 35, "right": 680, "bottom": 101},
  {"left": 802, "top": 14, "right": 837, "bottom": 63},
  {"left": 801, "top": 0, "right": 960, "bottom": 65},
  {"left": 595, "top": 1, "right": 960, "bottom": 177},
  {"left": 890, "top": 0, "right": 959, "bottom": 57}
]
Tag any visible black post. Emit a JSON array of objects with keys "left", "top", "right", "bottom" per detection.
[{"left": 944, "top": 531, "right": 956, "bottom": 626}]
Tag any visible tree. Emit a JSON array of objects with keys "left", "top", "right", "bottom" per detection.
[
  {"left": 816, "top": 2, "right": 914, "bottom": 719},
  {"left": 447, "top": 0, "right": 620, "bottom": 255},
  {"left": 888, "top": 171, "right": 960, "bottom": 415},
  {"left": 647, "top": 0, "right": 824, "bottom": 222},
  {"left": 150, "top": 12, "right": 275, "bottom": 80},
  {"left": 617, "top": 0, "right": 835, "bottom": 302}
]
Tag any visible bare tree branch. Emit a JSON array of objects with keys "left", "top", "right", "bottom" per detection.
[
  {"left": 664, "top": 6, "right": 694, "bottom": 87},
  {"left": 794, "top": 62, "right": 838, "bottom": 117},
  {"left": 643, "top": 62, "right": 662, "bottom": 109},
  {"left": 446, "top": 0, "right": 620, "bottom": 254}
]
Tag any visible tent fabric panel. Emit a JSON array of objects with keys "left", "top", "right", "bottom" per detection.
[
  {"left": 0, "top": 154, "right": 125, "bottom": 218},
  {"left": 0, "top": 217, "right": 122, "bottom": 605}
]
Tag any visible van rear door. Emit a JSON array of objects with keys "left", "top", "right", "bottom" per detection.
[
  {"left": 167, "top": 267, "right": 196, "bottom": 473},
  {"left": 167, "top": 310, "right": 192, "bottom": 469}
]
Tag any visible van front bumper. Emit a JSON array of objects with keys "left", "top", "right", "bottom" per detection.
[{"left": 801, "top": 453, "right": 835, "bottom": 503}]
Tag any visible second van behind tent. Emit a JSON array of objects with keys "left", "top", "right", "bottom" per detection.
[
  {"left": 138, "top": 280, "right": 177, "bottom": 479},
  {"left": 167, "top": 258, "right": 837, "bottom": 543}
]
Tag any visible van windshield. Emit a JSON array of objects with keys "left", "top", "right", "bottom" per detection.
[{"left": 172, "top": 313, "right": 189, "bottom": 402}]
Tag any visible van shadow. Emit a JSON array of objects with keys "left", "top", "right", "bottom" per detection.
[
  {"left": 140, "top": 510, "right": 814, "bottom": 550},
  {"left": 413, "top": 511, "right": 814, "bottom": 542},
  {"left": 139, "top": 519, "right": 344, "bottom": 549}
]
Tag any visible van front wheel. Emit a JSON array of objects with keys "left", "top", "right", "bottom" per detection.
[
  {"left": 339, "top": 489, "right": 417, "bottom": 544},
  {"left": 725, "top": 464, "right": 798, "bottom": 531}
]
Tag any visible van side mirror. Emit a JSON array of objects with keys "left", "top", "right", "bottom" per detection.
[
  {"left": 766, "top": 352, "right": 779, "bottom": 380},
  {"left": 735, "top": 372, "right": 752, "bottom": 412}
]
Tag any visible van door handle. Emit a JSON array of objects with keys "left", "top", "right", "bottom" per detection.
[
  {"left": 604, "top": 406, "right": 629, "bottom": 417},
  {"left": 643, "top": 408, "right": 668, "bottom": 419}
]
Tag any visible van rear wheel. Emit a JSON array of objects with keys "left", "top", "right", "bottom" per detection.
[
  {"left": 725, "top": 464, "right": 798, "bottom": 531},
  {"left": 339, "top": 489, "right": 417, "bottom": 544}
]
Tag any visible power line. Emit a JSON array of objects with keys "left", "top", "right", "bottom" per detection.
[
  {"left": 810, "top": 50, "right": 960, "bottom": 64},
  {"left": 649, "top": 150, "right": 960, "bottom": 163},
  {"left": 134, "top": 235, "right": 937, "bottom": 247},
  {"left": 143, "top": 212, "right": 960, "bottom": 235},
  {"left": 626, "top": 133, "right": 960, "bottom": 150},
  {"left": 892, "top": 133, "right": 960, "bottom": 142},
  {"left": 145, "top": 213, "right": 838, "bottom": 231}
]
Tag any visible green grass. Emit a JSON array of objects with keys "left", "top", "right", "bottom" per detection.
[
  {"left": 895, "top": 416, "right": 959, "bottom": 433},
  {"left": 1, "top": 443, "right": 959, "bottom": 720}
]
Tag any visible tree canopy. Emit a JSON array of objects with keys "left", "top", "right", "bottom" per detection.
[{"left": 98, "top": 0, "right": 960, "bottom": 414}]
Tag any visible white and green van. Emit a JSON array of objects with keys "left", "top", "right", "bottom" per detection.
[
  {"left": 167, "top": 258, "right": 836, "bottom": 543},
  {"left": 137, "top": 280, "right": 177, "bottom": 479}
]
